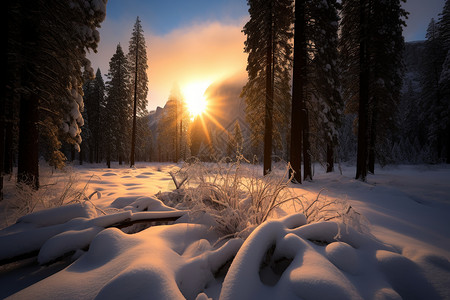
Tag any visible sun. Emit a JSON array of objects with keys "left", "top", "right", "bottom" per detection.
[{"left": 183, "top": 81, "right": 211, "bottom": 118}]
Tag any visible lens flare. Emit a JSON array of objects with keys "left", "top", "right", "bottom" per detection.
[{"left": 183, "top": 81, "right": 211, "bottom": 118}]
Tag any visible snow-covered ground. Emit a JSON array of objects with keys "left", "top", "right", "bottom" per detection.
[{"left": 1, "top": 162, "right": 449, "bottom": 299}]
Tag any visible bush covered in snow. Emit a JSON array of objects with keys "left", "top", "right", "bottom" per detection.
[
  {"left": 1, "top": 166, "right": 101, "bottom": 228},
  {"left": 158, "top": 156, "right": 368, "bottom": 240}
]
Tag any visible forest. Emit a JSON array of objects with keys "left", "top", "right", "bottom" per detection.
[
  {"left": 2, "top": 0, "right": 450, "bottom": 299},
  {"left": 3, "top": 0, "right": 450, "bottom": 193}
]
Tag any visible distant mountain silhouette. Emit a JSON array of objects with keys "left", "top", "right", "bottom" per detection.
[{"left": 148, "top": 73, "right": 252, "bottom": 160}]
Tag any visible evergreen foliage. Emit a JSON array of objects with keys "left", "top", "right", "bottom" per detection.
[
  {"left": 5, "top": 0, "right": 106, "bottom": 189},
  {"left": 420, "top": 18, "right": 448, "bottom": 161},
  {"left": 129, "top": 17, "right": 149, "bottom": 167},
  {"left": 306, "top": 0, "right": 343, "bottom": 173},
  {"left": 83, "top": 68, "right": 106, "bottom": 164},
  {"left": 340, "top": 0, "right": 407, "bottom": 179},
  {"left": 241, "top": 0, "right": 294, "bottom": 174},
  {"left": 104, "top": 44, "right": 132, "bottom": 167}
]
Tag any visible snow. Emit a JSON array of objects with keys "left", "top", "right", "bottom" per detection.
[{"left": 1, "top": 162, "right": 449, "bottom": 299}]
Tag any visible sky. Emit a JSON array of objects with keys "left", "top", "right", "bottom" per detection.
[{"left": 88, "top": 0, "right": 445, "bottom": 112}]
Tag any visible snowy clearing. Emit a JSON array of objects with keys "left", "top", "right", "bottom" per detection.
[{"left": 0, "top": 162, "right": 449, "bottom": 299}]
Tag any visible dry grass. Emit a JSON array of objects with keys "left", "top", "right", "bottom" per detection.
[
  {"left": 1, "top": 166, "right": 102, "bottom": 228},
  {"left": 160, "top": 155, "right": 368, "bottom": 240}
]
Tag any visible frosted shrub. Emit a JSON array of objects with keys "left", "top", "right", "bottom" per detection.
[
  {"left": 1, "top": 166, "right": 100, "bottom": 227},
  {"left": 163, "top": 155, "right": 368, "bottom": 240},
  {"left": 295, "top": 189, "right": 369, "bottom": 234}
]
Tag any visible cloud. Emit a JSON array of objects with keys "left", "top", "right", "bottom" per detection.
[
  {"left": 88, "top": 19, "right": 248, "bottom": 111},
  {"left": 148, "top": 21, "right": 248, "bottom": 110}
]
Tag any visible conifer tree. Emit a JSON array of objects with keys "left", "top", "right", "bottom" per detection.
[
  {"left": 306, "top": 0, "right": 343, "bottom": 174},
  {"left": 438, "top": 0, "right": 450, "bottom": 50},
  {"left": 242, "top": 0, "right": 294, "bottom": 175},
  {"left": 227, "top": 121, "right": 244, "bottom": 156},
  {"left": 290, "top": 0, "right": 307, "bottom": 183},
  {"left": 129, "top": 17, "right": 149, "bottom": 167},
  {"left": 104, "top": 44, "right": 131, "bottom": 168},
  {"left": 440, "top": 51, "right": 450, "bottom": 163},
  {"left": 420, "top": 19, "right": 447, "bottom": 161},
  {"left": 83, "top": 68, "right": 106, "bottom": 163},
  {"left": 340, "top": 0, "right": 407, "bottom": 179},
  {"left": 438, "top": 1, "right": 450, "bottom": 163},
  {"left": 7, "top": 0, "right": 106, "bottom": 188}
]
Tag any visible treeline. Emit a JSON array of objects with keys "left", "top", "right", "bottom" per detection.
[
  {"left": 394, "top": 7, "right": 450, "bottom": 164},
  {"left": 79, "top": 17, "right": 149, "bottom": 167},
  {"left": 241, "top": 0, "right": 449, "bottom": 182}
]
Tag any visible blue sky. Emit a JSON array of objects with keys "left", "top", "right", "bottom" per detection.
[
  {"left": 89, "top": 0, "right": 446, "bottom": 111},
  {"left": 103, "top": 0, "right": 444, "bottom": 41},
  {"left": 104, "top": 0, "right": 248, "bottom": 35}
]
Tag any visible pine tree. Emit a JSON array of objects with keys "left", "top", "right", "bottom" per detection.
[
  {"left": 84, "top": 68, "right": 106, "bottom": 164},
  {"left": 439, "top": 0, "right": 450, "bottom": 50},
  {"left": 227, "top": 121, "right": 244, "bottom": 156},
  {"left": 290, "top": 0, "right": 307, "bottom": 183},
  {"left": 306, "top": 0, "right": 343, "bottom": 173},
  {"left": 242, "top": 0, "right": 294, "bottom": 175},
  {"left": 440, "top": 51, "right": 450, "bottom": 163},
  {"left": 420, "top": 19, "right": 447, "bottom": 161},
  {"left": 438, "top": 1, "right": 450, "bottom": 163},
  {"left": 129, "top": 17, "right": 149, "bottom": 167},
  {"left": 7, "top": 0, "right": 106, "bottom": 188},
  {"left": 104, "top": 44, "right": 131, "bottom": 168},
  {"left": 367, "top": 0, "right": 406, "bottom": 171},
  {"left": 135, "top": 116, "right": 153, "bottom": 162},
  {"left": 340, "top": 0, "right": 406, "bottom": 179}
]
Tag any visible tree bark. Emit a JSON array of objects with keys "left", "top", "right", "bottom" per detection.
[
  {"left": 263, "top": 2, "right": 274, "bottom": 176},
  {"left": 356, "top": 0, "right": 370, "bottom": 181},
  {"left": 326, "top": 144, "right": 334, "bottom": 173},
  {"left": 17, "top": 0, "right": 40, "bottom": 189},
  {"left": 368, "top": 99, "right": 378, "bottom": 174},
  {"left": 0, "top": 86, "right": 4, "bottom": 200},
  {"left": 290, "top": 0, "right": 307, "bottom": 183},
  {"left": 303, "top": 108, "right": 312, "bottom": 180},
  {"left": 130, "top": 32, "right": 139, "bottom": 168},
  {"left": 17, "top": 93, "right": 40, "bottom": 189}
]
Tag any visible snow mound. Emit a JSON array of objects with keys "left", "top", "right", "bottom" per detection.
[
  {"left": 0, "top": 201, "right": 186, "bottom": 265},
  {"left": 220, "top": 213, "right": 440, "bottom": 300},
  {"left": 5, "top": 210, "right": 445, "bottom": 299},
  {"left": 17, "top": 202, "right": 98, "bottom": 227},
  {"left": 9, "top": 224, "right": 242, "bottom": 300}
]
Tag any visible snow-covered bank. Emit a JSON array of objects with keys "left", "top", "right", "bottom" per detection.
[{"left": 1, "top": 163, "right": 449, "bottom": 299}]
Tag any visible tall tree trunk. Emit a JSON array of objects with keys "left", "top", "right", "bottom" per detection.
[
  {"left": 0, "top": 88, "right": 5, "bottom": 200},
  {"left": 3, "top": 91, "right": 15, "bottom": 175},
  {"left": 17, "top": 93, "right": 40, "bottom": 189},
  {"left": 303, "top": 108, "right": 312, "bottom": 180},
  {"left": 368, "top": 98, "right": 378, "bottom": 174},
  {"left": 89, "top": 145, "right": 93, "bottom": 164},
  {"left": 17, "top": 0, "right": 40, "bottom": 189},
  {"left": 326, "top": 144, "right": 334, "bottom": 173},
  {"left": 263, "top": 3, "right": 274, "bottom": 176},
  {"left": 4, "top": 121, "right": 14, "bottom": 175},
  {"left": 446, "top": 125, "right": 450, "bottom": 164},
  {"left": 356, "top": 0, "right": 370, "bottom": 181},
  {"left": 180, "top": 112, "right": 183, "bottom": 160},
  {"left": 175, "top": 100, "right": 179, "bottom": 163},
  {"left": 290, "top": 0, "right": 306, "bottom": 183},
  {"left": 106, "top": 146, "right": 111, "bottom": 168},
  {"left": 130, "top": 33, "right": 139, "bottom": 168}
]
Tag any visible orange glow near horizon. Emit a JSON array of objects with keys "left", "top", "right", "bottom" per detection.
[{"left": 182, "top": 81, "right": 211, "bottom": 118}]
